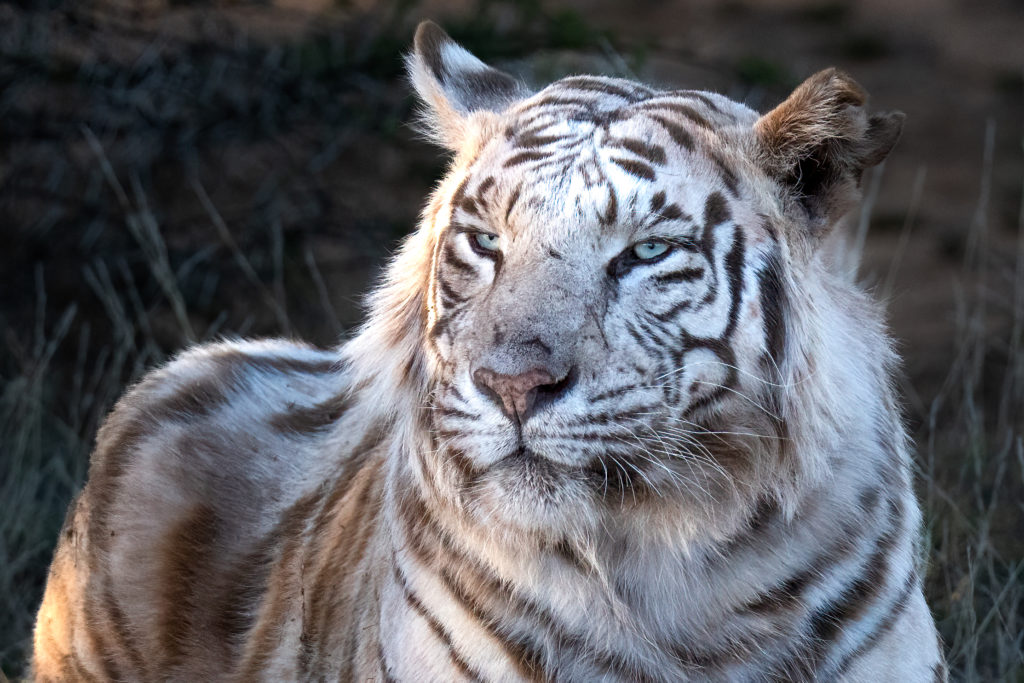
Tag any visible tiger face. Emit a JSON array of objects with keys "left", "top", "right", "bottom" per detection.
[{"left": 392, "top": 23, "right": 903, "bottom": 538}]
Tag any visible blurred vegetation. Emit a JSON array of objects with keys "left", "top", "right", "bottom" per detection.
[{"left": 2, "top": 0, "right": 1023, "bottom": 679}]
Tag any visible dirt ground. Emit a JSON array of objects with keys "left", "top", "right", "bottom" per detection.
[{"left": 2, "top": 0, "right": 1022, "bottom": 677}]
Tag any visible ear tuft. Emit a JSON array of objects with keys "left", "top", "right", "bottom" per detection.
[
  {"left": 755, "top": 68, "right": 904, "bottom": 234},
  {"left": 407, "top": 21, "right": 529, "bottom": 150}
]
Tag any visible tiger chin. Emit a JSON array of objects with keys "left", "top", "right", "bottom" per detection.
[{"left": 32, "top": 20, "right": 945, "bottom": 683}]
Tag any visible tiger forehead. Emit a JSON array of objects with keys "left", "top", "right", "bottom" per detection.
[
  {"left": 447, "top": 77, "right": 757, "bottom": 233},
  {"left": 452, "top": 169, "right": 703, "bottom": 237},
  {"left": 509, "top": 75, "right": 755, "bottom": 129}
]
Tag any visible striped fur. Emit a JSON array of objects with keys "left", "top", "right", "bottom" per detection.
[{"left": 32, "top": 21, "right": 943, "bottom": 682}]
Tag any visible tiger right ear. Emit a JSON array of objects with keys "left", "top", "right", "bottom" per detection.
[
  {"left": 754, "top": 69, "right": 904, "bottom": 237},
  {"left": 406, "top": 21, "right": 530, "bottom": 150}
]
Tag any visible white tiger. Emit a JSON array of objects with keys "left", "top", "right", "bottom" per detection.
[{"left": 32, "top": 20, "right": 945, "bottom": 682}]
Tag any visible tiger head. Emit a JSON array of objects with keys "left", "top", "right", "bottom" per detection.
[{"left": 347, "top": 22, "right": 904, "bottom": 543}]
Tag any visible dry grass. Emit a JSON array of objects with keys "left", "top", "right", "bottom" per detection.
[{"left": 1, "top": 1, "right": 1021, "bottom": 679}]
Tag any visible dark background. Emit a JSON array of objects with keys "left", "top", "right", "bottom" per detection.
[{"left": 2, "top": 0, "right": 1022, "bottom": 678}]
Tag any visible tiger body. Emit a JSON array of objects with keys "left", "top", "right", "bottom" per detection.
[{"left": 33, "top": 22, "right": 944, "bottom": 682}]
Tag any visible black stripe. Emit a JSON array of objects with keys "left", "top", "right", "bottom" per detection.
[
  {"left": 269, "top": 392, "right": 350, "bottom": 434},
  {"left": 624, "top": 320, "right": 663, "bottom": 354},
  {"left": 831, "top": 570, "right": 920, "bottom": 677},
  {"left": 674, "top": 91, "right": 721, "bottom": 112},
  {"left": 589, "top": 383, "right": 642, "bottom": 402},
  {"left": 559, "top": 76, "right": 651, "bottom": 101},
  {"left": 219, "top": 350, "right": 341, "bottom": 377},
  {"left": 505, "top": 184, "right": 523, "bottom": 223},
  {"left": 610, "top": 137, "right": 666, "bottom": 165},
  {"left": 650, "top": 202, "right": 687, "bottom": 225},
  {"left": 721, "top": 497, "right": 781, "bottom": 553},
  {"left": 757, "top": 245, "right": 786, "bottom": 368},
  {"left": 399, "top": 490, "right": 665, "bottom": 682},
  {"left": 476, "top": 176, "right": 496, "bottom": 197},
  {"left": 155, "top": 376, "right": 231, "bottom": 421},
  {"left": 654, "top": 267, "right": 704, "bottom": 285},
  {"left": 438, "top": 276, "right": 467, "bottom": 305},
  {"left": 602, "top": 186, "right": 618, "bottom": 225},
  {"left": 520, "top": 94, "right": 597, "bottom": 111},
  {"left": 610, "top": 157, "right": 656, "bottom": 181},
  {"left": 710, "top": 152, "right": 740, "bottom": 196},
  {"left": 396, "top": 492, "right": 549, "bottom": 681},
  {"left": 514, "top": 132, "right": 565, "bottom": 148},
  {"left": 558, "top": 403, "right": 662, "bottom": 427},
  {"left": 100, "top": 582, "right": 148, "bottom": 677},
  {"left": 436, "top": 404, "right": 481, "bottom": 421},
  {"left": 641, "top": 101, "right": 712, "bottom": 129},
  {"left": 721, "top": 229, "right": 746, "bottom": 340},
  {"left": 85, "top": 626, "right": 127, "bottom": 682},
  {"left": 157, "top": 504, "right": 221, "bottom": 671},
  {"left": 459, "top": 195, "right": 481, "bottom": 216},
  {"left": 442, "top": 239, "right": 476, "bottom": 276},
  {"left": 703, "top": 191, "right": 730, "bottom": 230},
  {"left": 649, "top": 114, "right": 695, "bottom": 151},
  {"left": 651, "top": 296, "right": 695, "bottom": 322},
  {"left": 786, "top": 500, "right": 907, "bottom": 679},
  {"left": 393, "top": 560, "right": 483, "bottom": 681},
  {"left": 742, "top": 523, "right": 867, "bottom": 617},
  {"left": 446, "top": 446, "right": 481, "bottom": 486},
  {"left": 504, "top": 150, "right": 552, "bottom": 167}
]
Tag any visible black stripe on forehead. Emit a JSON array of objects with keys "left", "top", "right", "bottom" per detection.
[
  {"left": 608, "top": 137, "right": 667, "bottom": 165},
  {"left": 476, "top": 175, "right": 496, "bottom": 197},
  {"left": 557, "top": 75, "right": 654, "bottom": 102},
  {"left": 675, "top": 90, "right": 722, "bottom": 112},
  {"left": 610, "top": 157, "right": 657, "bottom": 181},
  {"left": 703, "top": 191, "right": 730, "bottom": 228},
  {"left": 456, "top": 174, "right": 500, "bottom": 218},
  {"left": 637, "top": 100, "right": 713, "bottom": 129},
  {"left": 710, "top": 151, "right": 741, "bottom": 197},
  {"left": 648, "top": 114, "right": 695, "bottom": 151}
]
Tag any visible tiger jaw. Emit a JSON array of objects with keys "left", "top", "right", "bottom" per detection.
[
  {"left": 454, "top": 446, "right": 601, "bottom": 534},
  {"left": 427, "top": 382, "right": 743, "bottom": 533}
]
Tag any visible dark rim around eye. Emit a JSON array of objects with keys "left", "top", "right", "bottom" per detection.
[
  {"left": 468, "top": 231, "right": 500, "bottom": 258},
  {"left": 606, "top": 241, "right": 674, "bottom": 278}
]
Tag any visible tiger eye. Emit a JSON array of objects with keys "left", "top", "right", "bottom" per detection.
[
  {"left": 633, "top": 241, "right": 670, "bottom": 260},
  {"left": 474, "top": 232, "right": 500, "bottom": 252}
]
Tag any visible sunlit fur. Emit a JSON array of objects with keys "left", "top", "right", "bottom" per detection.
[{"left": 32, "top": 21, "right": 944, "bottom": 682}]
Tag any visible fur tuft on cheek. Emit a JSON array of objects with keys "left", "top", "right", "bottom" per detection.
[{"left": 343, "top": 226, "right": 434, "bottom": 422}]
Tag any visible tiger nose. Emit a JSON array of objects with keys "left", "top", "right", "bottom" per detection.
[{"left": 472, "top": 367, "right": 573, "bottom": 421}]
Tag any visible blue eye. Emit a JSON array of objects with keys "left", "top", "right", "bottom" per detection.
[
  {"left": 473, "top": 232, "right": 500, "bottom": 252},
  {"left": 633, "top": 241, "right": 670, "bottom": 260}
]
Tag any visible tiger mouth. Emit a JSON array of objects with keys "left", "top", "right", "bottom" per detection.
[
  {"left": 490, "top": 447, "right": 573, "bottom": 498},
  {"left": 495, "top": 446, "right": 554, "bottom": 470},
  {"left": 488, "top": 447, "right": 651, "bottom": 502}
]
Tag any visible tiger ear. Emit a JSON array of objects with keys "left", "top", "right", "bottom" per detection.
[
  {"left": 754, "top": 68, "right": 904, "bottom": 237},
  {"left": 407, "top": 21, "right": 529, "bottom": 150}
]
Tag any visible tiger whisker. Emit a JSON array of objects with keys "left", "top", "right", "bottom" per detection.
[{"left": 617, "top": 418, "right": 726, "bottom": 496}]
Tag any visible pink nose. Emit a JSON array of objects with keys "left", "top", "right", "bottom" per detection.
[{"left": 472, "top": 367, "right": 568, "bottom": 420}]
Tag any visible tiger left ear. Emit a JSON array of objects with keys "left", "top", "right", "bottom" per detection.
[
  {"left": 755, "top": 68, "right": 904, "bottom": 236},
  {"left": 407, "top": 21, "right": 530, "bottom": 150}
]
